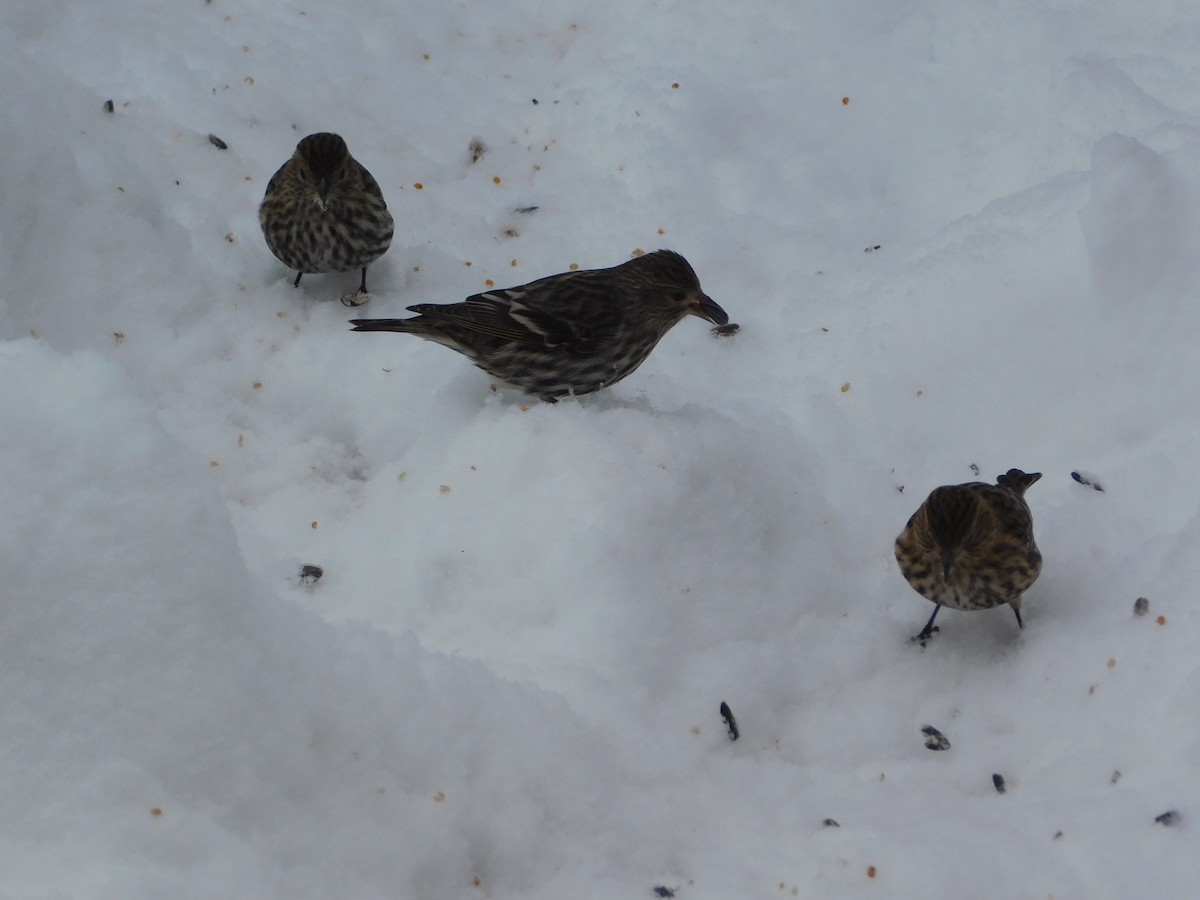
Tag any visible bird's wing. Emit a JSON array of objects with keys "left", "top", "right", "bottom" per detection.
[
  {"left": 355, "top": 162, "right": 386, "bottom": 202},
  {"left": 261, "top": 161, "right": 292, "bottom": 200},
  {"left": 410, "top": 271, "right": 615, "bottom": 353},
  {"left": 980, "top": 485, "right": 1035, "bottom": 545}
]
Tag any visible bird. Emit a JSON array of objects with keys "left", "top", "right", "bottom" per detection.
[
  {"left": 349, "top": 250, "right": 728, "bottom": 401},
  {"left": 259, "top": 132, "right": 394, "bottom": 302},
  {"left": 895, "top": 468, "right": 1043, "bottom": 641}
]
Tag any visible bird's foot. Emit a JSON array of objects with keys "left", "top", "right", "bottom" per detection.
[
  {"left": 340, "top": 290, "right": 371, "bottom": 308},
  {"left": 910, "top": 625, "right": 940, "bottom": 646}
]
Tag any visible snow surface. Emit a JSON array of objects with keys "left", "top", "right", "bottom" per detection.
[{"left": 3, "top": 1, "right": 1199, "bottom": 897}]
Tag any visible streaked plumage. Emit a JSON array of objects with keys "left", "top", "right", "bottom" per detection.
[
  {"left": 259, "top": 132, "right": 393, "bottom": 298},
  {"left": 895, "top": 468, "right": 1043, "bottom": 640},
  {"left": 350, "top": 250, "right": 728, "bottom": 401}
]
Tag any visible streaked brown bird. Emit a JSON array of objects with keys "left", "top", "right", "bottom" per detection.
[
  {"left": 259, "top": 132, "right": 394, "bottom": 300},
  {"left": 349, "top": 250, "right": 728, "bottom": 401},
  {"left": 895, "top": 468, "right": 1043, "bottom": 641}
]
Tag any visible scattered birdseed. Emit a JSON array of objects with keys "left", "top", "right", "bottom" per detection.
[
  {"left": 208, "top": 133, "right": 229, "bottom": 150},
  {"left": 1155, "top": 810, "right": 1180, "bottom": 826},
  {"left": 822, "top": 818, "right": 840, "bottom": 828},
  {"left": 653, "top": 887, "right": 675, "bottom": 898},
  {"left": 103, "top": 99, "right": 115, "bottom": 114},
  {"left": 1070, "top": 470, "right": 1104, "bottom": 491},
  {"left": 299, "top": 564, "right": 323, "bottom": 585},
  {"left": 514, "top": 206, "right": 539, "bottom": 214},
  {"left": 992, "top": 773, "right": 1006, "bottom": 793},
  {"left": 1134, "top": 597, "right": 1149, "bottom": 616},
  {"left": 712, "top": 323, "right": 740, "bottom": 337},
  {"left": 1111, "top": 770, "right": 1122, "bottom": 784},
  {"left": 864, "top": 244, "right": 881, "bottom": 252},
  {"left": 720, "top": 701, "right": 739, "bottom": 741},
  {"left": 922, "top": 725, "right": 951, "bottom": 751},
  {"left": 468, "top": 137, "right": 486, "bottom": 163}
]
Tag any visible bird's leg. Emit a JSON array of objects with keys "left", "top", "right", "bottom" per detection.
[
  {"left": 358, "top": 266, "right": 369, "bottom": 294},
  {"left": 913, "top": 605, "right": 942, "bottom": 643},
  {"left": 293, "top": 271, "right": 303, "bottom": 288},
  {"left": 1012, "top": 606, "right": 1024, "bottom": 629}
]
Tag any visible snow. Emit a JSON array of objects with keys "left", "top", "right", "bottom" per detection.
[{"left": 3, "top": 1, "right": 1198, "bottom": 897}]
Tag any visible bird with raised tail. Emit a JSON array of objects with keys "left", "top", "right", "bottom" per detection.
[{"left": 895, "top": 468, "right": 1043, "bottom": 641}]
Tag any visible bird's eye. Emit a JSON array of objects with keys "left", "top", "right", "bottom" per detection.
[{"left": 672, "top": 291, "right": 687, "bottom": 302}]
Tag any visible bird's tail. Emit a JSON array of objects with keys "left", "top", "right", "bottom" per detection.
[{"left": 349, "top": 318, "right": 420, "bottom": 333}]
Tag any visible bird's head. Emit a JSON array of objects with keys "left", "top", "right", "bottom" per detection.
[
  {"left": 295, "top": 132, "right": 352, "bottom": 209},
  {"left": 923, "top": 485, "right": 979, "bottom": 569},
  {"left": 629, "top": 250, "right": 728, "bottom": 325}
]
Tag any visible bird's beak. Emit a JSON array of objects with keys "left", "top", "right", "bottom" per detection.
[
  {"left": 689, "top": 293, "right": 728, "bottom": 325},
  {"left": 940, "top": 550, "right": 956, "bottom": 580},
  {"left": 315, "top": 176, "right": 331, "bottom": 210}
]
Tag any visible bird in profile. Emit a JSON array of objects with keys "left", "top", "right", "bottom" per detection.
[
  {"left": 895, "top": 468, "right": 1043, "bottom": 641},
  {"left": 349, "top": 250, "right": 728, "bottom": 401},
  {"left": 259, "top": 132, "right": 394, "bottom": 304}
]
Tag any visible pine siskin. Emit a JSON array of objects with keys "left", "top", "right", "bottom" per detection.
[
  {"left": 895, "top": 468, "right": 1043, "bottom": 640},
  {"left": 259, "top": 132, "right": 394, "bottom": 301},
  {"left": 349, "top": 250, "right": 728, "bottom": 401}
]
